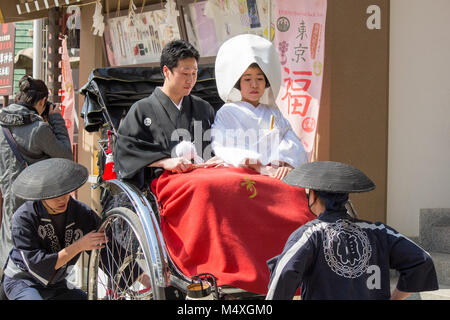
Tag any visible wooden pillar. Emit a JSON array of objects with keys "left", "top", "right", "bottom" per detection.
[
  {"left": 316, "top": 0, "right": 390, "bottom": 223},
  {"left": 47, "top": 8, "right": 62, "bottom": 104},
  {"left": 77, "top": 3, "right": 106, "bottom": 213}
]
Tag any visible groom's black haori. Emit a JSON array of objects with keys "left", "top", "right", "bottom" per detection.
[{"left": 113, "top": 87, "right": 215, "bottom": 183}]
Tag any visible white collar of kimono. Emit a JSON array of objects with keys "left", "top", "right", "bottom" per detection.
[
  {"left": 215, "top": 34, "right": 281, "bottom": 106},
  {"left": 157, "top": 86, "right": 183, "bottom": 110},
  {"left": 237, "top": 100, "right": 263, "bottom": 110},
  {"left": 173, "top": 96, "right": 183, "bottom": 110}
]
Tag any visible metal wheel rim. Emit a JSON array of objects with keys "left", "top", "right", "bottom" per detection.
[{"left": 89, "top": 211, "right": 153, "bottom": 300}]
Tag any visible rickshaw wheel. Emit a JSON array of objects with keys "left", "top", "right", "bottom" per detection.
[{"left": 87, "top": 207, "right": 160, "bottom": 300}]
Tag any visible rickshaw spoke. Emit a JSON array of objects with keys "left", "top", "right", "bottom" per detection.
[{"left": 88, "top": 208, "right": 154, "bottom": 300}]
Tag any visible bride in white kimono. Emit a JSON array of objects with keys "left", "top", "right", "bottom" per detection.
[{"left": 212, "top": 34, "right": 308, "bottom": 180}]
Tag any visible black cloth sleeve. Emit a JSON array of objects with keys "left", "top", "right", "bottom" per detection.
[
  {"left": 114, "top": 100, "right": 171, "bottom": 179},
  {"left": 266, "top": 227, "right": 316, "bottom": 300},
  {"left": 389, "top": 236, "right": 439, "bottom": 293}
]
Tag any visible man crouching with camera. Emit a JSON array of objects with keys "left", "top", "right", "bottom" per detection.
[{"left": 0, "top": 75, "right": 73, "bottom": 275}]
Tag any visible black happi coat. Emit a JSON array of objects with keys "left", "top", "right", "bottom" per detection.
[
  {"left": 266, "top": 210, "right": 439, "bottom": 300},
  {"left": 4, "top": 198, "right": 100, "bottom": 287},
  {"left": 114, "top": 87, "right": 216, "bottom": 181}
]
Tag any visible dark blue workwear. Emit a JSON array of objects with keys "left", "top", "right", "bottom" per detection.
[
  {"left": 2, "top": 197, "right": 100, "bottom": 299},
  {"left": 266, "top": 209, "right": 439, "bottom": 300}
]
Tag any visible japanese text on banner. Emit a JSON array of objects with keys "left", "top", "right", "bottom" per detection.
[
  {"left": 0, "top": 23, "right": 15, "bottom": 97},
  {"left": 274, "top": 0, "right": 327, "bottom": 156}
]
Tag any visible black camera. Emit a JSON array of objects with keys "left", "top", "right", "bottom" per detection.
[{"left": 43, "top": 101, "right": 54, "bottom": 117}]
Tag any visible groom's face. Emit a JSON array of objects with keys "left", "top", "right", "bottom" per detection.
[{"left": 163, "top": 57, "right": 198, "bottom": 97}]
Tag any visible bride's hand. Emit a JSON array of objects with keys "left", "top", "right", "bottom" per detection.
[
  {"left": 270, "top": 166, "right": 293, "bottom": 180},
  {"left": 203, "top": 156, "right": 225, "bottom": 168},
  {"left": 240, "top": 158, "right": 262, "bottom": 171}
]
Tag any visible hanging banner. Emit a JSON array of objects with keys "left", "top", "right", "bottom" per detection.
[
  {"left": 184, "top": 0, "right": 271, "bottom": 58},
  {"left": 60, "top": 38, "right": 75, "bottom": 145},
  {"left": 274, "top": 0, "right": 327, "bottom": 157},
  {"left": 0, "top": 23, "right": 15, "bottom": 97},
  {"left": 104, "top": 8, "right": 181, "bottom": 66}
]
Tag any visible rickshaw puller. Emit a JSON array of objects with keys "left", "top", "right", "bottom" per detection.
[
  {"left": 266, "top": 161, "right": 439, "bottom": 300},
  {"left": 2, "top": 158, "right": 150, "bottom": 300}
]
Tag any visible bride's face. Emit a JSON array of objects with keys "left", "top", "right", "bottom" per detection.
[{"left": 239, "top": 66, "right": 266, "bottom": 107}]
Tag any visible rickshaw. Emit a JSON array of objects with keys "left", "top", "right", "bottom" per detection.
[{"left": 80, "top": 66, "right": 265, "bottom": 300}]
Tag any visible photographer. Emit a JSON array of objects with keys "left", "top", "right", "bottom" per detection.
[{"left": 0, "top": 75, "right": 72, "bottom": 273}]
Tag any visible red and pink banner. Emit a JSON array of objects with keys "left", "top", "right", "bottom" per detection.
[
  {"left": 274, "top": 0, "right": 327, "bottom": 157},
  {"left": 60, "top": 38, "right": 75, "bottom": 145},
  {"left": 0, "top": 23, "right": 15, "bottom": 97}
]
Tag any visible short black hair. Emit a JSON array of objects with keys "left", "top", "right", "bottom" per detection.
[
  {"left": 14, "top": 75, "right": 48, "bottom": 107},
  {"left": 160, "top": 40, "right": 200, "bottom": 73},
  {"left": 234, "top": 63, "right": 270, "bottom": 90}
]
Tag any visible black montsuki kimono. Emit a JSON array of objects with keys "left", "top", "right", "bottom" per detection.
[{"left": 114, "top": 87, "right": 216, "bottom": 184}]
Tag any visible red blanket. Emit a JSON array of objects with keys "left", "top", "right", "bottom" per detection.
[{"left": 151, "top": 167, "right": 315, "bottom": 294}]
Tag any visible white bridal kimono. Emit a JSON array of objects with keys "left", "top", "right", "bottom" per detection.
[
  {"left": 213, "top": 34, "right": 308, "bottom": 169},
  {"left": 212, "top": 101, "right": 307, "bottom": 168}
]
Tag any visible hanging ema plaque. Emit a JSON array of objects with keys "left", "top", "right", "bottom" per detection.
[{"left": 0, "top": 23, "right": 15, "bottom": 96}]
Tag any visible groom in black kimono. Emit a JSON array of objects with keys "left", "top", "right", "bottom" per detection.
[{"left": 114, "top": 40, "right": 218, "bottom": 186}]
